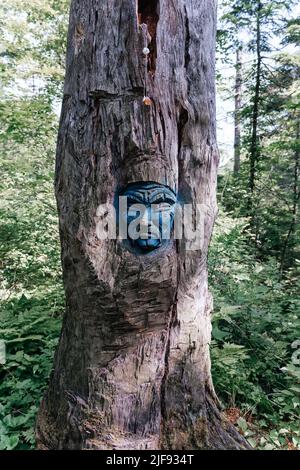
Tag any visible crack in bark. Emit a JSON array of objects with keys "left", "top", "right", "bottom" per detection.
[
  {"left": 184, "top": 6, "right": 190, "bottom": 69},
  {"left": 160, "top": 300, "right": 178, "bottom": 449},
  {"left": 89, "top": 88, "right": 144, "bottom": 100},
  {"left": 177, "top": 107, "right": 189, "bottom": 155}
]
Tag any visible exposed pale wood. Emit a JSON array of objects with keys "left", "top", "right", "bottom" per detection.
[{"left": 36, "top": 0, "right": 249, "bottom": 450}]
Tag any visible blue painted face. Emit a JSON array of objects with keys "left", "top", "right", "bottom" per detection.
[{"left": 119, "top": 182, "right": 177, "bottom": 253}]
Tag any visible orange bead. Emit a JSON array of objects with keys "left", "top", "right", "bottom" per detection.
[{"left": 143, "top": 96, "right": 152, "bottom": 106}]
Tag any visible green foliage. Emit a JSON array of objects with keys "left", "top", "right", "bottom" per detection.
[
  {"left": 0, "top": 91, "right": 64, "bottom": 447},
  {"left": 0, "top": 1, "right": 65, "bottom": 448},
  {"left": 214, "top": 0, "right": 300, "bottom": 451},
  {"left": 0, "top": 297, "right": 62, "bottom": 449},
  {"left": 0, "top": 0, "right": 70, "bottom": 98},
  {"left": 209, "top": 210, "right": 300, "bottom": 449},
  {"left": 0, "top": 96, "right": 64, "bottom": 448}
]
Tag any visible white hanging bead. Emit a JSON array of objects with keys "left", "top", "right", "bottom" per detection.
[{"left": 143, "top": 47, "right": 150, "bottom": 55}]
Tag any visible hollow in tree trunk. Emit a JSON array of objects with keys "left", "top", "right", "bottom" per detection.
[{"left": 36, "top": 0, "right": 249, "bottom": 450}]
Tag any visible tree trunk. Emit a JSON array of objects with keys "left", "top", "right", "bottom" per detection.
[
  {"left": 234, "top": 47, "right": 242, "bottom": 175},
  {"left": 36, "top": 0, "right": 249, "bottom": 450},
  {"left": 249, "top": 0, "right": 262, "bottom": 195}
]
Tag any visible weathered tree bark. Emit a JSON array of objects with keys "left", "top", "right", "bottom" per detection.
[
  {"left": 36, "top": 0, "right": 249, "bottom": 450},
  {"left": 234, "top": 47, "right": 242, "bottom": 175}
]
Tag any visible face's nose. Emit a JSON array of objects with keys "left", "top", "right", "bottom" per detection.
[{"left": 140, "top": 207, "right": 150, "bottom": 226}]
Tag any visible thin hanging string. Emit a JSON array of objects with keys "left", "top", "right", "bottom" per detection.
[
  {"left": 144, "top": 55, "right": 147, "bottom": 97},
  {"left": 144, "top": 36, "right": 148, "bottom": 98},
  {"left": 141, "top": 26, "right": 151, "bottom": 105}
]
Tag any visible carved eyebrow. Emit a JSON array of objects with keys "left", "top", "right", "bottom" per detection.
[
  {"left": 121, "top": 185, "right": 176, "bottom": 204},
  {"left": 149, "top": 191, "right": 176, "bottom": 204},
  {"left": 150, "top": 198, "right": 175, "bottom": 206},
  {"left": 122, "top": 191, "right": 146, "bottom": 203}
]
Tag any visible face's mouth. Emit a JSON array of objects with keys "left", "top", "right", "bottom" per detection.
[{"left": 135, "top": 238, "right": 162, "bottom": 251}]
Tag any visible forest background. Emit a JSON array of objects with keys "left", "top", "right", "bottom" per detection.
[{"left": 0, "top": 0, "right": 299, "bottom": 450}]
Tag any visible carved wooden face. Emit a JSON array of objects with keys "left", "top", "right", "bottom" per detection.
[{"left": 119, "top": 182, "right": 177, "bottom": 253}]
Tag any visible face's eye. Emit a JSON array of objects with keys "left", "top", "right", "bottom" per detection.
[
  {"left": 119, "top": 207, "right": 137, "bottom": 220},
  {"left": 127, "top": 207, "right": 138, "bottom": 218},
  {"left": 127, "top": 205, "right": 148, "bottom": 219},
  {"left": 152, "top": 203, "right": 173, "bottom": 213}
]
